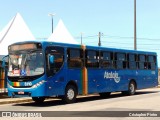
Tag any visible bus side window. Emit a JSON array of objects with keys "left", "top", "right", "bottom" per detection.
[
  {"left": 86, "top": 50, "right": 99, "bottom": 68},
  {"left": 128, "top": 54, "right": 137, "bottom": 69},
  {"left": 67, "top": 48, "right": 83, "bottom": 68},
  {"left": 100, "top": 51, "right": 112, "bottom": 68},
  {"left": 138, "top": 54, "right": 148, "bottom": 69},
  {"left": 115, "top": 53, "right": 127, "bottom": 69},
  {"left": 148, "top": 55, "right": 154, "bottom": 62},
  {"left": 148, "top": 55, "right": 156, "bottom": 70},
  {"left": 139, "top": 54, "right": 146, "bottom": 62},
  {"left": 128, "top": 54, "right": 136, "bottom": 61},
  {"left": 101, "top": 52, "right": 115, "bottom": 69},
  {"left": 139, "top": 62, "right": 145, "bottom": 69}
]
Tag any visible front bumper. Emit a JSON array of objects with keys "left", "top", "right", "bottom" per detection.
[{"left": 8, "top": 82, "right": 47, "bottom": 97}]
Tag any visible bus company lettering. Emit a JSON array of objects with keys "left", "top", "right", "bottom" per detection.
[{"left": 104, "top": 71, "right": 120, "bottom": 83}]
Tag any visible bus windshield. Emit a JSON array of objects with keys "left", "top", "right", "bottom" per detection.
[{"left": 8, "top": 50, "right": 44, "bottom": 77}]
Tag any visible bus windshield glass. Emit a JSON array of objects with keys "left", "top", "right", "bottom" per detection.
[{"left": 8, "top": 50, "right": 44, "bottom": 77}]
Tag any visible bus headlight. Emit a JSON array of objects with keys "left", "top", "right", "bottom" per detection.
[{"left": 31, "top": 80, "right": 45, "bottom": 88}]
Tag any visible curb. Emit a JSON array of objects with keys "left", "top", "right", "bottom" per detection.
[{"left": 0, "top": 98, "right": 33, "bottom": 105}]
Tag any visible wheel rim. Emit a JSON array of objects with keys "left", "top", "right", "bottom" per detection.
[
  {"left": 130, "top": 83, "right": 135, "bottom": 93},
  {"left": 67, "top": 88, "right": 75, "bottom": 100}
]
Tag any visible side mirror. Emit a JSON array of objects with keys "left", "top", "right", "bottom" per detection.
[
  {"left": 2, "top": 55, "right": 8, "bottom": 69},
  {"left": 49, "top": 55, "right": 54, "bottom": 64}
]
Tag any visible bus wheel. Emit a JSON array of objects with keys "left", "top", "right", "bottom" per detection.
[
  {"left": 123, "top": 81, "right": 136, "bottom": 95},
  {"left": 99, "top": 92, "right": 111, "bottom": 98},
  {"left": 32, "top": 97, "right": 45, "bottom": 103},
  {"left": 128, "top": 81, "right": 136, "bottom": 95},
  {"left": 62, "top": 85, "right": 77, "bottom": 104},
  {"left": 122, "top": 81, "right": 136, "bottom": 95}
]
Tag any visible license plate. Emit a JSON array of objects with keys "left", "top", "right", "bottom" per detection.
[{"left": 18, "top": 91, "right": 24, "bottom": 94}]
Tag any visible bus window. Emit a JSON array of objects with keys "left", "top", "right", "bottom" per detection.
[
  {"left": 86, "top": 50, "right": 99, "bottom": 68},
  {"left": 128, "top": 54, "right": 137, "bottom": 69},
  {"left": 148, "top": 63, "right": 156, "bottom": 70},
  {"left": 151, "top": 63, "right": 156, "bottom": 69},
  {"left": 139, "top": 55, "right": 146, "bottom": 62},
  {"left": 117, "top": 53, "right": 126, "bottom": 61},
  {"left": 115, "top": 53, "right": 127, "bottom": 69},
  {"left": 116, "top": 61, "right": 123, "bottom": 69},
  {"left": 148, "top": 55, "right": 156, "bottom": 70},
  {"left": 100, "top": 51, "right": 114, "bottom": 68},
  {"left": 128, "top": 61, "right": 137, "bottom": 69},
  {"left": 67, "top": 49, "right": 83, "bottom": 68},
  {"left": 153, "top": 56, "right": 157, "bottom": 63},
  {"left": 148, "top": 55, "right": 156, "bottom": 62},
  {"left": 46, "top": 46, "right": 64, "bottom": 76},
  {"left": 102, "top": 52, "right": 111, "bottom": 60},
  {"left": 138, "top": 62, "right": 145, "bottom": 69},
  {"left": 128, "top": 54, "right": 136, "bottom": 61}
]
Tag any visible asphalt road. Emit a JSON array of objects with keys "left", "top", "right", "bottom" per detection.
[{"left": 0, "top": 88, "right": 160, "bottom": 120}]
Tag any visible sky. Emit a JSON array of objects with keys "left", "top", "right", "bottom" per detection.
[{"left": 0, "top": 0, "right": 160, "bottom": 53}]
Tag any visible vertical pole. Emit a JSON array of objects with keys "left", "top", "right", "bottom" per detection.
[
  {"left": 52, "top": 17, "right": 53, "bottom": 33},
  {"left": 98, "top": 32, "right": 101, "bottom": 46},
  {"left": 134, "top": 0, "right": 137, "bottom": 50},
  {"left": 48, "top": 13, "right": 55, "bottom": 34},
  {"left": 81, "top": 32, "right": 83, "bottom": 45}
]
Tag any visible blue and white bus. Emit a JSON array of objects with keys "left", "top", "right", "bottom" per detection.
[{"left": 3, "top": 41, "right": 158, "bottom": 103}]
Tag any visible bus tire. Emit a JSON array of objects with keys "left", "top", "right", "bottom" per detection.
[
  {"left": 122, "top": 81, "right": 136, "bottom": 96},
  {"left": 62, "top": 85, "right": 77, "bottom": 104},
  {"left": 32, "top": 97, "right": 45, "bottom": 103},
  {"left": 128, "top": 81, "right": 136, "bottom": 95},
  {"left": 122, "top": 81, "right": 136, "bottom": 95},
  {"left": 99, "top": 92, "right": 111, "bottom": 98}
]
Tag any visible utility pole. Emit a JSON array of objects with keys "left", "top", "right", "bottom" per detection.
[
  {"left": 98, "top": 32, "right": 101, "bottom": 46},
  {"left": 134, "top": 0, "right": 137, "bottom": 50},
  {"left": 81, "top": 32, "right": 83, "bottom": 45}
]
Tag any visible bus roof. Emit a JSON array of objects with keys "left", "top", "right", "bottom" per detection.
[{"left": 9, "top": 40, "right": 157, "bottom": 55}]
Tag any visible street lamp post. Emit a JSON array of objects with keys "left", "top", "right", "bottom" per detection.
[
  {"left": 134, "top": 0, "right": 137, "bottom": 50},
  {"left": 48, "top": 13, "right": 56, "bottom": 33}
]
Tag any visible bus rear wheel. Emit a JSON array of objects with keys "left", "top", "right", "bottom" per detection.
[
  {"left": 32, "top": 97, "right": 45, "bottom": 103},
  {"left": 122, "top": 81, "right": 136, "bottom": 95},
  {"left": 128, "top": 81, "right": 136, "bottom": 95},
  {"left": 62, "top": 85, "right": 77, "bottom": 104}
]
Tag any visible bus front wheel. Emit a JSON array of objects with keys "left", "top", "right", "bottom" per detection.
[
  {"left": 32, "top": 97, "right": 45, "bottom": 103},
  {"left": 62, "top": 85, "right": 77, "bottom": 104}
]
